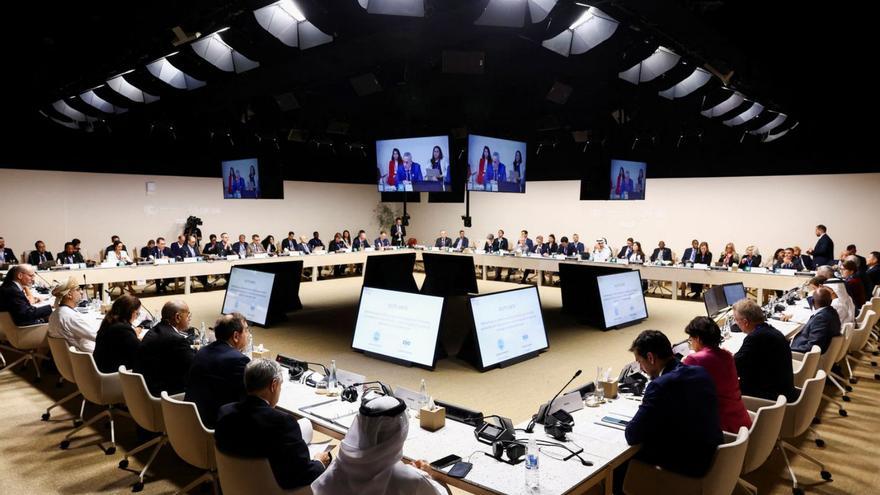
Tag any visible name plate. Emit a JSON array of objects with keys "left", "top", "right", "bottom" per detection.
[
  {"left": 615, "top": 259, "right": 629, "bottom": 265},
  {"left": 474, "top": 249, "right": 486, "bottom": 254},
  {"left": 183, "top": 257, "right": 199, "bottom": 263},
  {"left": 364, "top": 247, "right": 375, "bottom": 252},
  {"left": 693, "top": 263, "right": 709, "bottom": 270},
  {"left": 100, "top": 262, "right": 116, "bottom": 268},
  {"left": 253, "top": 253, "right": 270, "bottom": 259},
  {"left": 226, "top": 254, "right": 240, "bottom": 260},
  {"left": 154, "top": 258, "right": 170, "bottom": 265},
  {"left": 749, "top": 267, "right": 767, "bottom": 274},
  {"left": 553, "top": 254, "right": 567, "bottom": 260},
  {"left": 289, "top": 251, "right": 303, "bottom": 256},
  {"left": 336, "top": 369, "right": 365, "bottom": 388},
  {"left": 393, "top": 386, "right": 423, "bottom": 411},
  {"left": 777, "top": 268, "right": 797, "bottom": 276}
]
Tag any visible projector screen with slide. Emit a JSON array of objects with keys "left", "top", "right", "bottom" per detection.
[
  {"left": 467, "top": 134, "right": 527, "bottom": 193},
  {"left": 222, "top": 267, "right": 275, "bottom": 325},
  {"left": 609, "top": 159, "right": 646, "bottom": 200},
  {"left": 469, "top": 286, "right": 548, "bottom": 369},
  {"left": 352, "top": 287, "right": 445, "bottom": 368},
  {"left": 376, "top": 135, "right": 452, "bottom": 192},
  {"left": 596, "top": 271, "right": 648, "bottom": 328}
]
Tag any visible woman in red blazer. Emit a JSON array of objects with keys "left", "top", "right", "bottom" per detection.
[
  {"left": 387, "top": 148, "right": 402, "bottom": 186},
  {"left": 476, "top": 146, "right": 490, "bottom": 186}
]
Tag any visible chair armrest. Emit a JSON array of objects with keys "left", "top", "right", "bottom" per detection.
[
  {"left": 791, "top": 351, "right": 806, "bottom": 362},
  {"left": 742, "top": 395, "right": 775, "bottom": 412},
  {"left": 722, "top": 431, "right": 738, "bottom": 443}
]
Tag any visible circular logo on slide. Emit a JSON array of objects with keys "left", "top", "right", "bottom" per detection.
[
  {"left": 373, "top": 331, "right": 381, "bottom": 342},
  {"left": 497, "top": 339, "right": 505, "bottom": 350},
  {"left": 521, "top": 334, "right": 529, "bottom": 341}
]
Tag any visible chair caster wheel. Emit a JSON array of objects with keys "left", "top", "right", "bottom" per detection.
[
  {"left": 132, "top": 481, "right": 144, "bottom": 493},
  {"left": 105, "top": 447, "right": 116, "bottom": 455},
  {"left": 872, "top": 362, "right": 877, "bottom": 367},
  {"left": 41, "top": 413, "right": 50, "bottom": 421},
  {"left": 842, "top": 395, "right": 851, "bottom": 402},
  {"left": 60, "top": 440, "right": 70, "bottom": 450},
  {"left": 118, "top": 459, "right": 129, "bottom": 469},
  {"left": 821, "top": 470, "right": 833, "bottom": 481},
  {"left": 815, "top": 438, "right": 826, "bottom": 447},
  {"left": 839, "top": 409, "right": 848, "bottom": 417},
  {"left": 793, "top": 488, "right": 804, "bottom": 495},
  {"left": 74, "top": 419, "right": 83, "bottom": 426},
  {"left": 846, "top": 383, "right": 854, "bottom": 390}
]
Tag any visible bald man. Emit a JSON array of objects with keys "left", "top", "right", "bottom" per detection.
[
  {"left": 134, "top": 300, "right": 196, "bottom": 396},
  {"left": 790, "top": 287, "right": 841, "bottom": 353}
]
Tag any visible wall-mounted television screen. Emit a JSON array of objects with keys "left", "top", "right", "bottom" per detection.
[
  {"left": 609, "top": 159, "right": 646, "bottom": 200},
  {"left": 467, "top": 134, "right": 527, "bottom": 193},
  {"left": 376, "top": 135, "right": 452, "bottom": 193}
]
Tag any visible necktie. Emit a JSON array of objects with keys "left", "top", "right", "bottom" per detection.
[
  {"left": 23, "top": 285, "right": 32, "bottom": 300},
  {"left": 0, "top": 250, "right": 5, "bottom": 262},
  {"left": 40, "top": 253, "right": 46, "bottom": 263},
  {"left": 690, "top": 250, "right": 695, "bottom": 262}
]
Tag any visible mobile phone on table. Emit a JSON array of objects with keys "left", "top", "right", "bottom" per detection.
[
  {"left": 430, "top": 454, "right": 462, "bottom": 470},
  {"left": 601, "top": 415, "right": 630, "bottom": 427},
  {"left": 448, "top": 461, "right": 473, "bottom": 479}
]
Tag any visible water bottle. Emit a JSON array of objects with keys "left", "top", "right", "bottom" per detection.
[
  {"left": 328, "top": 360, "right": 338, "bottom": 390},
  {"left": 525, "top": 433, "right": 539, "bottom": 489},
  {"left": 417, "top": 379, "right": 429, "bottom": 417},
  {"left": 245, "top": 332, "right": 254, "bottom": 359},
  {"left": 199, "top": 322, "right": 208, "bottom": 346}
]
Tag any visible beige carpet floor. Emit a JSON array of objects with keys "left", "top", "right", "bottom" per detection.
[{"left": 1, "top": 274, "right": 878, "bottom": 494}]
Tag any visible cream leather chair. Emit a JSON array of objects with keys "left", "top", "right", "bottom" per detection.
[
  {"left": 62, "top": 347, "right": 129, "bottom": 454},
  {"left": 623, "top": 426, "right": 750, "bottom": 495},
  {"left": 817, "top": 333, "right": 847, "bottom": 417},
  {"left": 119, "top": 367, "right": 169, "bottom": 492},
  {"left": 737, "top": 395, "right": 787, "bottom": 494},
  {"left": 43, "top": 335, "right": 84, "bottom": 425},
  {"left": 160, "top": 392, "right": 218, "bottom": 494},
  {"left": 215, "top": 447, "right": 313, "bottom": 495},
  {"left": 791, "top": 345, "right": 820, "bottom": 388},
  {"left": 842, "top": 310, "right": 876, "bottom": 384},
  {"left": 0, "top": 312, "right": 49, "bottom": 381}
]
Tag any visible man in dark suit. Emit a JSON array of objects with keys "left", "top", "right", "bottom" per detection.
[
  {"left": 231, "top": 234, "right": 250, "bottom": 258},
  {"left": 56, "top": 242, "right": 85, "bottom": 265},
  {"left": 0, "top": 236, "right": 18, "bottom": 264},
  {"left": 571, "top": 234, "right": 585, "bottom": 255},
  {"left": 624, "top": 330, "right": 722, "bottom": 478},
  {"left": 215, "top": 233, "right": 235, "bottom": 257},
  {"left": 390, "top": 217, "right": 406, "bottom": 247},
  {"left": 307, "top": 232, "right": 324, "bottom": 252},
  {"left": 434, "top": 230, "right": 452, "bottom": 248},
  {"left": 104, "top": 235, "right": 127, "bottom": 255},
  {"left": 27, "top": 240, "right": 53, "bottom": 266},
  {"left": 866, "top": 251, "right": 880, "bottom": 296},
  {"left": 181, "top": 235, "right": 201, "bottom": 258},
  {"left": 135, "top": 300, "right": 196, "bottom": 396},
  {"left": 202, "top": 234, "right": 219, "bottom": 256},
  {"left": 215, "top": 359, "right": 329, "bottom": 489},
  {"left": 681, "top": 239, "right": 700, "bottom": 264},
  {"left": 617, "top": 237, "right": 635, "bottom": 260},
  {"left": 352, "top": 230, "right": 370, "bottom": 251},
  {"left": 151, "top": 237, "right": 173, "bottom": 293},
  {"left": 185, "top": 313, "right": 251, "bottom": 428},
  {"left": 649, "top": 240, "right": 672, "bottom": 263},
  {"left": 374, "top": 231, "right": 391, "bottom": 249},
  {"left": 807, "top": 224, "right": 834, "bottom": 267},
  {"left": 843, "top": 244, "right": 868, "bottom": 274},
  {"left": 453, "top": 230, "right": 469, "bottom": 250},
  {"left": 281, "top": 231, "right": 299, "bottom": 252},
  {"left": 793, "top": 246, "right": 814, "bottom": 271},
  {"left": 790, "top": 287, "right": 841, "bottom": 353},
  {"left": 139, "top": 240, "right": 156, "bottom": 260},
  {"left": 170, "top": 235, "right": 186, "bottom": 259},
  {"left": 0, "top": 264, "right": 52, "bottom": 326},
  {"left": 732, "top": 299, "right": 798, "bottom": 402},
  {"left": 493, "top": 229, "right": 509, "bottom": 252}
]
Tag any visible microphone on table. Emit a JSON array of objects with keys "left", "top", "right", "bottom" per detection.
[{"left": 525, "top": 369, "right": 582, "bottom": 437}]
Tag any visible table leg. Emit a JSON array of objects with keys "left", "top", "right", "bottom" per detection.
[
  {"left": 483, "top": 265, "right": 488, "bottom": 280},
  {"left": 672, "top": 281, "right": 678, "bottom": 301},
  {"left": 604, "top": 468, "right": 613, "bottom": 495},
  {"left": 312, "top": 266, "right": 319, "bottom": 282},
  {"left": 102, "top": 284, "right": 109, "bottom": 304},
  {"left": 757, "top": 288, "right": 764, "bottom": 302},
  {"left": 184, "top": 276, "right": 191, "bottom": 295},
  {"left": 537, "top": 269, "right": 543, "bottom": 286}
]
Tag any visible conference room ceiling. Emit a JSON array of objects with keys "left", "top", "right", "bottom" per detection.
[{"left": 1, "top": 0, "right": 877, "bottom": 181}]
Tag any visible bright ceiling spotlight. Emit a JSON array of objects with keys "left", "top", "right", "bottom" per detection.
[
  {"left": 475, "top": 0, "right": 557, "bottom": 28},
  {"left": 723, "top": 101, "right": 764, "bottom": 126},
  {"left": 106, "top": 70, "right": 160, "bottom": 103},
  {"left": 658, "top": 66, "right": 711, "bottom": 99},
  {"left": 701, "top": 90, "right": 742, "bottom": 117},
  {"left": 146, "top": 53, "right": 206, "bottom": 90},
  {"left": 541, "top": 7, "right": 618, "bottom": 57},
  {"left": 191, "top": 29, "right": 260, "bottom": 73},
  {"left": 79, "top": 88, "right": 128, "bottom": 114},
  {"left": 357, "top": 0, "right": 425, "bottom": 17},
  {"left": 254, "top": 0, "right": 333, "bottom": 49},
  {"left": 619, "top": 46, "right": 680, "bottom": 84}
]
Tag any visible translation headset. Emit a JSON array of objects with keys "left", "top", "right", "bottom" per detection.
[
  {"left": 490, "top": 440, "right": 526, "bottom": 465},
  {"left": 341, "top": 381, "right": 406, "bottom": 417}
]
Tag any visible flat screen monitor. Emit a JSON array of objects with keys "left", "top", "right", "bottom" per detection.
[
  {"left": 352, "top": 287, "right": 445, "bottom": 368},
  {"left": 222, "top": 267, "right": 276, "bottom": 325},
  {"left": 469, "top": 286, "right": 549, "bottom": 369},
  {"left": 596, "top": 271, "right": 648, "bottom": 328},
  {"left": 376, "top": 135, "right": 452, "bottom": 193},
  {"left": 704, "top": 285, "right": 727, "bottom": 317},
  {"left": 609, "top": 159, "right": 646, "bottom": 200},
  {"left": 467, "top": 134, "right": 527, "bottom": 193},
  {"left": 723, "top": 282, "right": 747, "bottom": 307},
  {"left": 222, "top": 158, "right": 261, "bottom": 199}
]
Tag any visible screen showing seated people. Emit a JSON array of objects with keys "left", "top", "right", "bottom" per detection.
[
  {"left": 470, "top": 286, "right": 549, "bottom": 368},
  {"left": 467, "top": 134, "right": 527, "bottom": 193},
  {"left": 596, "top": 271, "right": 648, "bottom": 328},
  {"left": 704, "top": 285, "right": 727, "bottom": 317},
  {"left": 352, "top": 287, "right": 445, "bottom": 367},
  {"left": 222, "top": 158, "right": 261, "bottom": 199},
  {"left": 723, "top": 282, "right": 747, "bottom": 306},
  {"left": 376, "top": 135, "right": 452, "bottom": 193},
  {"left": 609, "top": 159, "right": 646, "bottom": 200},
  {"left": 222, "top": 267, "right": 275, "bottom": 325}
]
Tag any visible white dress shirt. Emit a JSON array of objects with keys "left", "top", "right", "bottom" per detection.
[{"left": 48, "top": 305, "right": 98, "bottom": 352}]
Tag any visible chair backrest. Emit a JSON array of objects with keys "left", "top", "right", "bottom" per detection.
[
  {"left": 215, "top": 447, "right": 312, "bottom": 495},
  {"left": 741, "top": 395, "right": 787, "bottom": 474},
  {"left": 849, "top": 310, "right": 876, "bottom": 353},
  {"left": 792, "top": 345, "right": 821, "bottom": 388},
  {"left": 160, "top": 392, "right": 216, "bottom": 471},
  {"left": 0, "top": 312, "right": 48, "bottom": 350},
  {"left": 818, "top": 334, "right": 845, "bottom": 374},
  {"left": 780, "top": 370, "right": 827, "bottom": 439},
  {"left": 67, "top": 347, "right": 123, "bottom": 405},
  {"left": 874, "top": 286, "right": 880, "bottom": 298},
  {"left": 119, "top": 367, "right": 164, "bottom": 433},
  {"left": 47, "top": 335, "right": 77, "bottom": 383},
  {"left": 833, "top": 323, "right": 854, "bottom": 364},
  {"left": 701, "top": 426, "right": 750, "bottom": 495},
  {"left": 0, "top": 311, "right": 9, "bottom": 341}
]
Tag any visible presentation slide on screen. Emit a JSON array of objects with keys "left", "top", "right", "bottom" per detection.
[
  {"left": 376, "top": 136, "right": 451, "bottom": 192},
  {"left": 467, "top": 134, "right": 527, "bottom": 193},
  {"left": 609, "top": 159, "right": 646, "bottom": 200},
  {"left": 352, "top": 287, "right": 444, "bottom": 367},
  {"left": 723, "top": 283, "right": 747, "bottom": 306},
  {"left": 222, "top": 268, "right": 275, "bottom": 325},
  {"left": 222, "top": 158, "right": 261, "bottom": 199},
  {"left": 470, "top": 287, "right": 548, "bottom": 367},
  {"left": 597, "top": 272, "right": 648, "bottom": 328}
]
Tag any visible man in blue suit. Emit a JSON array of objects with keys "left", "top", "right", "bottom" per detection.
[
  {"left": 490, "top": 152, "right": 506, "bottom": 183},
  {"left": 807, "top": 224, "right": 834, "bottom": 267},
  {"left": 281, "top": 232, "right": 299, "bottom": 252},
  {"left": 453, "top": 230, "right": 469, "bottom": 250},
  {"left": 150, "top": 237, "right": 173, "bottom": 293},
  {"left": 0, "top": 236, "right": 18, "bottom": 264},
  {"left": 681, "top": 239, "right": 700, "bottom": 264},
  {"left": 0, "top": 264, "right": 52, "bottom": 325},
  {"left": 374, "top": 231, "right": 391, "bottom": 249},
  {"left": 624, "top": 330, "right": 722, "bottom": 478},
  {"left": 396, "top": 153, "right": 424, "bottom": 185},
  {"left": 185, "top": 313, "right": 251, "bottom": 428},
  {"left": 170, "top": 235, "right": 186, "bottom": 259},
  {"left": 790, "top": 287, "right": 841, "bottom": 353}
]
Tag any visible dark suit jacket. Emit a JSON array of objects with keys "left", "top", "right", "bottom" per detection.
[
  {"left": 617, "top": 246, "right": 633, "bottom": 259},
  {"left": 790, "top": 306, "right": 841, "bottom": 353},
  {"left": 694, "top": 251, "right": 713, "bottom": 265},
  {"left": 734, "top": 322, "right": 797, "bottom": 402},
  {"left": 799, "top": 254, "right": 815, "bottom": 271},
  {"left": 434, "top": 237, "right": 452, "bottom": 248},
  {"left": 452, "top": 237, "right": 469, "bottom": 249},
  {"left": 493, "top": 237, "right": 510, "bottom": 252},
  {"left": 739, "top": 254, "right": 762, "bottom": 268},
  {"left": 180, "top": 244, "right": 201, "bottom": 258},
  {"left": 281, "top": 238, "right": 299, "bottom": 252},
  {"left": 56, "top": 252, "right": 85, "bottom": 265},
  {"left": 134, "top": 323, "right": 196, "bottom": 396},
  {"left": 27, "top": 250, "right": 54, "bottom": 266},
  {"left": 650, "top": 247, "right": 672, "bottom": 262},
  {"left": 216, "top": 395, "right": 325, "bottom": 489},
  {"left": 866, "top": 265, "right": 880, "bottom": 297},
  {"left": 0, "top": 247, "right": 18, "bottom": 264},
  {"left": 231, "top": 242, "right": 250, "bottom": 258},
  {"left": 572, "top": 242, "right": 585, "bottom": 254},
  {"left": 352, "top": 238, "right": 370, "bottom": 251},
  {"left": 374, "top": 237, "right": 391, "bottom": 249},
  {"left": 202, "top": 242, "right": 220, "bottom": 256},
  {"left": 185, "top": 341, "right": 250, "bottom": 428},
  {"left": 139, "top": 246, "right": 152, "bottom": 259},
  {"left": 93, "top": 322, "right": 140, "bottom": 374},
  {"left": 813, "top": 234, "right": 834, "bottom": 267},
  {"left": 0, "top": 281, "right": 52, "bottom": 326},
  {"left": 845, "top": 276, "right": 867, "bottom": 309},
  {"left": 391, "top": 224, "right": 406, "bottom": 245},
  {"left": 682, "top": 247, "right": 698, "bottom": 263},
  {"left": 150, "top": 246, "right": 173, "bottom": 259},
  {"left": 625, "top": 360, "right": 722, "bottom": 477},
  {"left": 215, "top": 242, "right": 234, "bottom": 256},
  {"left": 170, "top": 242, "right": 186, "bottom": 259}
]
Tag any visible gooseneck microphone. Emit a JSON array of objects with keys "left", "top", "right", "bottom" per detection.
[{"left": 526, "top": 369, "right": 582, "bottom": 433}]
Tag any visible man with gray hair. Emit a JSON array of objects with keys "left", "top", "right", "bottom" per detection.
[
  {"left": 0, "top": 263, "right": 52, "bottom": 325},
  {"left": 215, "top": 359, "right": 329, "bottom": 490},
  {"left": 816, "top": 265, "right": 855, "bottom": 323},
  {"left": 397, "top": 152, "right": 424, "bottom": 184},
  {"left": 731, "top": 299, "right": 797, "bottom": 402}
]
